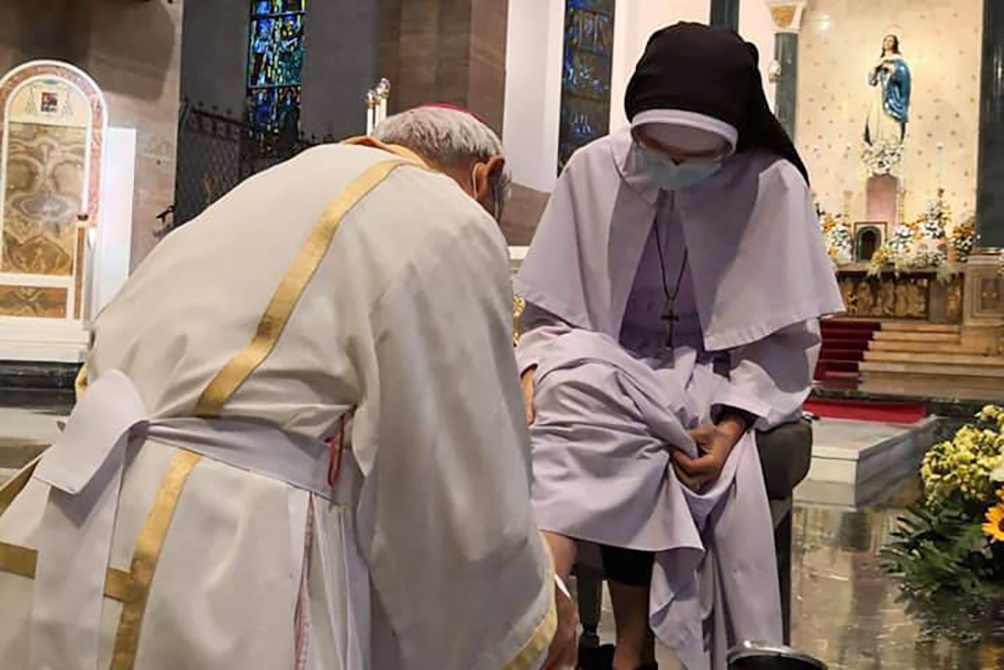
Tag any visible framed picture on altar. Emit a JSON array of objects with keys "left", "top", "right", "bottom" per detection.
[{"left": 853, "top": 222, "right": 887, "bottom": 262}]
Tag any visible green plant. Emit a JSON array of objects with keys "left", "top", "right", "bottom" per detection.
[{"left": 881, "top": 503, "right": 1004, "bottom": 600}]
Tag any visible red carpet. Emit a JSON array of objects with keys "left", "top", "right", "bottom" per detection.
[
  {"left": 815, "top": 319, "right": 881, "bottom": 383},
  {"left": 804, "top": 399, "right": 928, "bottom": 424}
]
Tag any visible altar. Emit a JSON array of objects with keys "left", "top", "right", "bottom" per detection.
[
  {"left": 836, "top": 263, "right": 964, "bottom": 324},
  {"left": 0, "top": 61, "right": 136, "bottom": 363},
  {"left": 817, "top": 257, "right": 1004, "bottom": 401}
]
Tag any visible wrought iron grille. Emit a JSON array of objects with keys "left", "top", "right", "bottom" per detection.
[{"left": 169, "top": 100, "right": 324, "bottom": 233}]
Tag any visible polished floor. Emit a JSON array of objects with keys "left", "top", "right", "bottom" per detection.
[
  {"left": 2, "top": 396, "right": 1003, "bottom": 668},
  {"left": 583, "top": 486, "right": 1004, "bottom": 669},
  {"left": 789, "top": 502, "right": 1004, "bottom": 670}
]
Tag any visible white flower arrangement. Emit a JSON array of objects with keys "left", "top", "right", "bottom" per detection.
[
  {"left": 919, "top": 197, "right": 951, "bottom": 240},
  {"left": 861, "top": 140, "right": 904, "bottom": 176},
  {"left": 819, "top": 211, "right": 852, "bottom": 267},
  {"left": 868, "top": 193, "right": 956, "bottom": 282}
]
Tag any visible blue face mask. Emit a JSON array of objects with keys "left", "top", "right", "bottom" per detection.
[{"left": 637, "top": 144, "right": 723, "bottom": 191}]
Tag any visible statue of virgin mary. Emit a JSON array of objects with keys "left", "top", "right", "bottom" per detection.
[{"left": 864, "top": 34, "right": 911, "bottom": 147}]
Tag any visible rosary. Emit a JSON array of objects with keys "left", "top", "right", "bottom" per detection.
[{"left": 654, "top": 217, "right": 690, "bottom": 349}]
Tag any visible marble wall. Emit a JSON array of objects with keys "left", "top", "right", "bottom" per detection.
[
  {"left": 797, "top": 0, "right": 983, "bottom": 224},
  {"left": 381, "top": 0, "right": 508, "bottom": 136},
  {"left": 0, "top": 0, "right": 182, "bottom": 271}
]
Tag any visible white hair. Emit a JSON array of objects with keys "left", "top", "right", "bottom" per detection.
[{"left": 372, "top": 106, "right": 511, "bottom": 198}]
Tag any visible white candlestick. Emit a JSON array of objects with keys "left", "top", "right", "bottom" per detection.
[{"left": 366, "top": 90, "right": 377, "bottom": 135}]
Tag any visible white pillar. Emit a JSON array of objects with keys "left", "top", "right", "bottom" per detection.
[{"left": 92, "top": 127, "right": 137, "bottom": 318}]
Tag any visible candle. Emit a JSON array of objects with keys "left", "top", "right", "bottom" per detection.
[{"left": 366, "top": 90, "right": 377, "bottom": 134}]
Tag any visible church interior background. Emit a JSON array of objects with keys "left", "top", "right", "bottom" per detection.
[{"left": 0, "top": 1, "right": 1003, "bottom": 667}]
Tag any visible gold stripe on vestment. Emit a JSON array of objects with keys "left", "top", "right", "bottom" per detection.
[
  {"left": 502, "top": 551, "right": 558, "bottom": 670},
  {"left": 0, "top": 541, "right": 136, "bottom": 604},
  {"left": 0, "top": 541, "right": 37, "bottom": 579},
  {"left": 110, "top": 450, "right": 201, "bottom": 670},
  {"left": 0, "top": 454, "right": 41, "bottom": 518},
  {"left": 104, "top": 567, "right": 136, "bottom": 603},
  {"left": 194, "top": 159, "right": 411, "bottom": 417}
]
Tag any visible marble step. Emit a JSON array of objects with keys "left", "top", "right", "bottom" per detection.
[
  {"left": 869, "top": 340, "right": 985, "bottom": 354},
  {"left": 872, "top": 331, "right": 961, "bottom": 343},
  {"left": 860, "top": 373, "right": 1004, "bottom": 402},
  {"left": 796, "top": 417, "right": 937, "bottom": 508},
  {"left": 880, "top": 322, "right": 961, "bottom": 334},
  {"left": 860, "top": 361, "right": 1004, "bottom": 378},
  {"left": 0, "top": 439, "right": 46, "bottom": 478},
  {"left": 864, "top": 351, "right": 1004, "bottom": 367}
]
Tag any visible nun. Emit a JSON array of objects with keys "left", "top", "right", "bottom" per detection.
[{"left": 515, "top": 23, "right": 843, "bottom": 670}]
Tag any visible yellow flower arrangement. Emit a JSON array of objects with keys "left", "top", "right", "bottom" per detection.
[
  {"left": 885, "top": 407, "right": 1004, "bottom": 602},
  {"left": 920, "top": 408, "right": 1004, "bottom": 508},
  {"left": 949, "top": 215, "right": 976, "bottom": 262}
]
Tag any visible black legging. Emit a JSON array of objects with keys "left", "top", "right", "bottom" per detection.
[{"left": 599, "top": 544, "right": 654, "bottom": 587}]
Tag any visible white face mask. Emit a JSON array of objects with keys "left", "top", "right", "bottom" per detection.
[{"left": 637, "top": 144, "right": 723, "bottom": 191}]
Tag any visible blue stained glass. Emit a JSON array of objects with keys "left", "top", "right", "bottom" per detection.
[
  {"left": 246, "top": 0, "right": 306, "bottom": 134},
  {"left": 253, "top": 0, "right": 305, "bottom": 16},
  {"left": 566, "top": 0, "right": 614, "bottom": 12},
  {"left": 558, "top": 1, "right": 614, "bottom": 172}
]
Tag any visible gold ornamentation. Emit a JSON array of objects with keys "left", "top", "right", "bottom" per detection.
[
  {"left": 194, "top": 159, "right": 415, "bottom": 417},
  {"left": 890, "top": 280, "right": 928, "bottom": 318},
  {"left": 839, "top": 278, "right": 856, "bottom": 314},
  {"left": 980, "top": 278, "right": 1003, "bottom": 312},
  {"left": 947, "top": 280, "right": 963, "bottom": 322},
  {"left": 769, "top": 5, "right": 797, "bottom": 30},
  {"left": 878, "top": 281, "right": 896, "bottom": 316},
  {"left": 837, "top": 271, "right": 931, "bottom": 319},
  {"left": 513, "top": 295, "right": 526, "bottom": 346},
  {"left": 855, "top": 282, "right": 875, "bottom": 317}
]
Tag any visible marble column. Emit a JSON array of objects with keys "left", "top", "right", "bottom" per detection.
[
  {"left": 709, "top": 0, "right": 740, "bottom": 30},
  {"left": 765, "top": 2, "right": 807, "bottom": 141},
  {"left": 976, "top": 0, "right": 1004, "bottom": 249},
  {"left": 379, "top": 0, "right": 508, "bottom": 135}
]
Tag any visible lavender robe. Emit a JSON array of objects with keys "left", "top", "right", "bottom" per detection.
[{"left": 515, "top": 131, "right": 843, "bottom": 669}]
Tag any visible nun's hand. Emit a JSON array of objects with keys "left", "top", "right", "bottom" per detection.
[
  {"left": 672, "top": 420, "right": 745, "bottom": 491},
  {"left": 520, "top": 367, "right": 537, "bottom": 425}
]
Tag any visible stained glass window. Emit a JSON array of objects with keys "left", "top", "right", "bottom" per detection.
[
  {"left": 558, "top": 0, "right": 615, "bottom": 173},
  {"left": 246, "top": 0, "right": 306, "bottom": 134}
]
